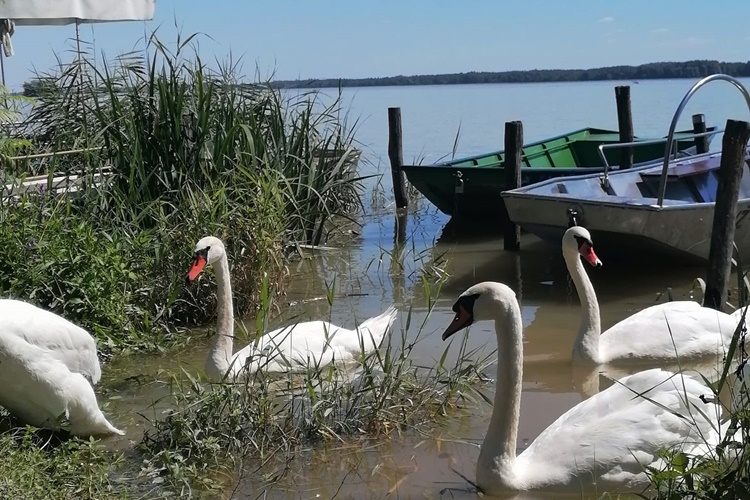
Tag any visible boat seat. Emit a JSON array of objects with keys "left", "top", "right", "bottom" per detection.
[
  {"left": 638, "top": 157, "right": 720, "bottom": 180},
  {"left": 603, "top": 195, "right": 692, "bottom": 206}
]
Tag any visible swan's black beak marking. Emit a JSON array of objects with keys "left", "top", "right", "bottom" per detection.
[{"left": 443, "top": 300, "right": 475, "bottom": 340}]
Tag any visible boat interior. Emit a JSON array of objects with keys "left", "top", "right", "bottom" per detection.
[
  {"left": 506, "top": 74, "right": 750, "bottom": 209},
  {"left": 534, "top": 150, "right": 750, "bottom": 206}
]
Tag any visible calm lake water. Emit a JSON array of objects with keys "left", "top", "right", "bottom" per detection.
[{"left": 104, "top": 78, "right": 750, "bottom": 499}]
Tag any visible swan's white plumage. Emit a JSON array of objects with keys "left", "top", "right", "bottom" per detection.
[
  {"left": 443, "top": 281, "right": 721, "bottom": 495},
  {"left": 224, "top": 307, "right": 398, "bottom": 377},
  {"left": 0, "top": 299, "right": 122, "bottom": 436},
  {"left": 596, "top": 300, "right": 738, "bottom": 361},
  {"left": 188, "top": 236, "right": 398, "bottom": 381},
  {"left": 514, "top": 369, "right": 718, "bottom": 492},
  {"left": 564, "top": 226, "right": 740, "bottom": 364},
  {"left": 0, "top": 300, "right": 102, "bottom": 383}
]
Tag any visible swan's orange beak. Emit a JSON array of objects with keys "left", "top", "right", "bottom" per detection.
[
  {"left": 442, "top": 304, "right": 473, "bottom": 340},
  {"left": 579, "top": 242, "right": 603, "bottom": 268},
  {"left": 187, "top": 255, "right": 207, "bottom": 281}
]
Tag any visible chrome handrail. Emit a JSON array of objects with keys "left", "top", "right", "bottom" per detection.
[
  {"left": 597, "top": 129, "right": 722, "bottom": 186},
  {"left": 656, "top": 74, "right": 750, "bottom": 206}
]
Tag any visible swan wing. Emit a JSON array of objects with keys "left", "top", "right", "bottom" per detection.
[
  {"left": 515, "top": 369, "right": 720, "bottom": 491},
  {"left": 0, "top": 333, "right": 121, "bottom": 435},
  {"left": 0, "top": 300, "right": 101, "bottom": 383},
  {"left": 227, "top": 309, "right": 397, "bottom": 377},
  {"left": 601, "top": 301, "right": 737, "bottom": 362},
  {"left": 228, "top": 321, "right": 350, "bottom": 376}
]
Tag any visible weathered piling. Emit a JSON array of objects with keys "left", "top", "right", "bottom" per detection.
[
  {"left": 692, "top": 113, "right": 710, "bottom": 154},
  {"left": 391, "top": 212, "right": 407, "bottom": 304},
  {"left": 704, "top": 119, "right": 750, "bottom": 311},
  {"left": 388, "top": 107, "right": 409, "bottom": 209},
  {"left": 394, "top": 210, "right": 407, "bottom": 245},
  {"left": 615, "top": 85, "right": 634, "bottom": 169},
  {"left": 502, "top": 121, "right": 523, "bottom": 251}
]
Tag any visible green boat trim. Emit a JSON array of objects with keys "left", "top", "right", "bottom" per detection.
[{"left": 401, "top": 126, "right": 714, "bottom": 218}]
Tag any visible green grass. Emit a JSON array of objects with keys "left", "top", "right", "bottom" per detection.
[
  {"left": 0, "top": 422, "right": 128, "bottom": 500},
  {"left": 0, "top": 31, "right": 367, "bottom": 353}
]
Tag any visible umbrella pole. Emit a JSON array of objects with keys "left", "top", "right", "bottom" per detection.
[{"left": 0, "top": 50, "right": 5, "bottom": 88}]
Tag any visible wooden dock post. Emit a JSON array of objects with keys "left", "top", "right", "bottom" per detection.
[
  {"left": 388, "top": 107, "right": 409, "bottom": 209},
  {"left": 704, "top": 119, "right": 750, "bottom": 311},
  {"left": 615, "top": 85, "right": 634, "bottom": 170},
  {"left": 394, "top": 210, "right": 407, "bottom": 245},
  {"left": 692, "top": 113, "right": 710, "bottom": 154},
  {"left": 502, "top": 121, "right": 523, "bottom": 251}
]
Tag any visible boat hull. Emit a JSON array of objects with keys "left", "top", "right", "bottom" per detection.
[
  {"left": 501, "top": 150, "right": 750, "bottom": 262},
  {"left": 403, "top": 128, "right": 710, "bottom": 219},
  {"left": 504, "top": 196, "right": 750, "bottom": 262}
]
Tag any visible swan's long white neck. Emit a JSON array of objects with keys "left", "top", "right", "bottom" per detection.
[
  {"left": 206, "top": 254, "right": 234, "bottom": 380},
  {"left": 477, "top": 301, "right": 524, "bottom": 489},
  {"left": 564, "top": 250, "right": 601, "bottom": 363}
]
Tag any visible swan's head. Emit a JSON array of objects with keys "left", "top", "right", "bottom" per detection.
[
  {"left": 187, "top": 236, "right": 226, "bottom": 281},
  {"left": 442, "top": 282, "right": 516, "bottom": 340},
  {"left": 562, "top": 226, "right": 602, "bottom": 267}
]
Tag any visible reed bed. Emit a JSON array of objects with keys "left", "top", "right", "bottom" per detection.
[{"left": 0, "top": 33, "right": 366, "bottom": 351}]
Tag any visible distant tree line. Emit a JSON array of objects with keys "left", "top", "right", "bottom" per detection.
[
  {"left": 20, "top": 60, "right": 750, "bottom": 96},
  {"left": 271, "top": 60, "right": 750, "bottom": 89}
]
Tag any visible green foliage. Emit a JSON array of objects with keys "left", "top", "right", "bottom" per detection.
[
  {"left": 27, "top": 33, "right": 363, "bottom": 246},
  {"left": 0, "top": 31, "right": 364, "bottom": 351},
  {"left": 0, "top": 86, "right": 34, "bottom": 165},
  {"left": 0, "top": 425, "right": 127, "bottom": 499},
  {"left": 0, "top": 195, "right": 145, "bottom": 350}
]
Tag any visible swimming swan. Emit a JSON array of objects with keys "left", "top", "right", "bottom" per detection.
[
  {"left": 563, "top": 226, "right": 741, "bottom": 364},
  {"left": 187, "top": 236, "right": 398, "bottom": 381},
  {"left": 442, "top": 281, "right": 720, "bottom": 494}
]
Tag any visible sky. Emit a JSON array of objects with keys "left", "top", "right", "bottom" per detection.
[{"left": 0, "top": 0, "right": 748, "bottom": 91}]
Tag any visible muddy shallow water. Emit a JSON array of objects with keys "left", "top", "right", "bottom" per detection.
[{"left": 95, "top": 199, "right": 733, "bottom": 499}]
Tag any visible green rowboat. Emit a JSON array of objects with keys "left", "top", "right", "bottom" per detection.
[{"left": 401, "top": 127, "right": 713, "bottom": 219}]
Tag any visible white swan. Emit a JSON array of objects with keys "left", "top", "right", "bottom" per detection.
[
  {"left": 442, "top": 281, "right": 721, "bottom": 494},
  {"left": 187, "top": 236, "right": 398, "bottom": 381},
  {"left": 564, "top": 226, "right": 742, "bottom": 364},
  {"left": 0, "top": 300, "right": 123, "bottom": 436}
]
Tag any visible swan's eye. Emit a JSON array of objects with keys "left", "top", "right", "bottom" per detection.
[
  {"left": 454, "top": 293, "right": 481, "bottom": 315},
  {"left": 573, "top": 235, "right": 593, "bottom": 249}
]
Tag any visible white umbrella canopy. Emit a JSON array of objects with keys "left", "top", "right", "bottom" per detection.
[
  {"left": 0, "top": 0, "right": 156, "bottom": 85},
  {"left": 0, "top": 0, "right": 155, "bottom": 25}
]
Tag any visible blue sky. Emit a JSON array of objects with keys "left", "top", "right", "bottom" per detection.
[{"left": 1, "top": 0, "right": 748, "bottom": 91}]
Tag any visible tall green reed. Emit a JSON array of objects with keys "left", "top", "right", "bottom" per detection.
[{"left": 0, "top": 31, "right": 367, "bottom": 346}]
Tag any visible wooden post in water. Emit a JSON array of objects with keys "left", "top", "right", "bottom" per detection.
[
  {"left": 391, "top": 212, "right": 407, "bottom": 305},
  {"left": 394, "top": 210, "right": 407, "bottom": 245},
  {"left": 615, "top": 85, "right": 634, "bottom": 170},
  {"left": 704, "top": 119, "right": 750, "bottom": 312},
  {"left": 502, "top": 121, "right": 523, "bottom": 251},
  {"left": 388, "top": 107, "right": 409, "bottom": 209},
  {"left": 692, "top": 113, "right": 710, "bottom": 154}
]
